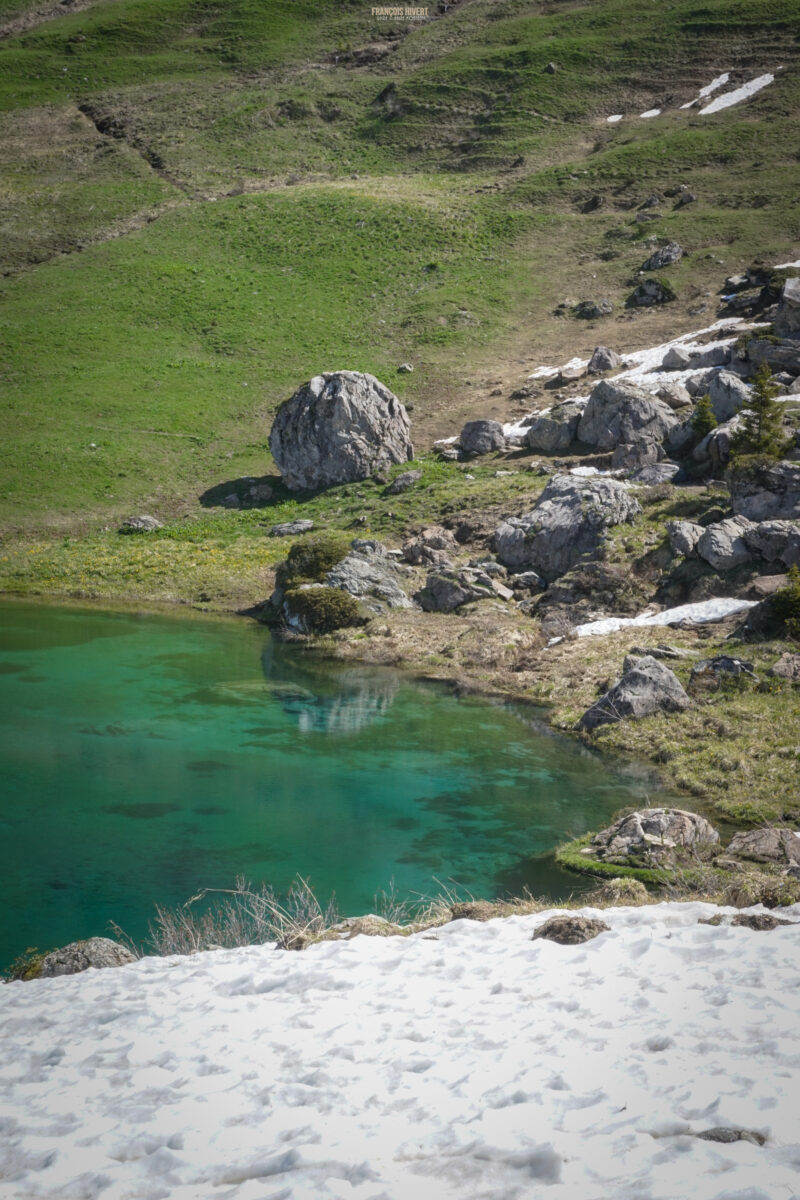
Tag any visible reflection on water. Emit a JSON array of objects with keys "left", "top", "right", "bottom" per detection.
[{"left": 0, "top": 602, "right": 680, "bottom": 965}]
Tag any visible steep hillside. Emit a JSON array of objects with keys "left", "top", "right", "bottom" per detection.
[{"left": 1, "top": 0, "right": 799, "bottom": 530}]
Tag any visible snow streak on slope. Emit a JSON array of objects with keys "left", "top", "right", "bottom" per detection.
[
  {"left": 700, "top": 74, "right": 775, "bottom": 114},
  {"left": 1, "top": 903, "right": 799, "bottom": 1200}
]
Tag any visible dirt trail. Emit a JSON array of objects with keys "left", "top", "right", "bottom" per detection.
[{"left": 0, "top": 0, "right": 124, "bottom": 40}]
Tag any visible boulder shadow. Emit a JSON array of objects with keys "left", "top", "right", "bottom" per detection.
[{"left": 199, "top": 474, "right": 286, "bottom": 509}]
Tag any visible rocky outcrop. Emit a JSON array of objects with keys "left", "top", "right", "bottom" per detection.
[
  {"left": 416, "top": 566, "right": 503, "bottom": 613},
  {"left": 730, "top": 461, "right": 800, "bottom": 520},
  {"left": 667, "top": 519, "right": 703, "bottom": 557},
  {"left": 691, "top": 416, "right": 741, "bottom": 470},
  {"left": 577, "top": 380, "right": 678, "bottom": 451},
  {"left": 494, "top": 475, "right": 641, "bottom": 581},
  {"left": 385, "top": 469, "right": 422, "bottom": 495},
  {"left": 578, "top": 655, "right": 691, "bottom": 730},
  {"left": 325, "top": 542, "right": 412, "bottom": 613},
  {"left": 39, "top": 937, "right": 136, "bottom": 978},
  {"left": 726, "top": 827, "right": 800, "bottom": 866},
  {"left": 641, "top": 241, "right": 683, "bottom": 271},
  {"left": 631, "top": 462, "right": 679, "bottom": 484},
  {"left": 773, "top": 276, "right": 800, "bottom": 339},
  {"left": 588, "top": 345, "right": 622, "bottom": 373},
  {"left": 745, "top": 337, "right": 800, "bottom": 376},
  {"left": 532, "top": 916, "right": 609, "bottom": 945},
  {"left": 402, "top": 525, "right": 457, "bottom": 567},
  {"left": 575, "top": 299, "right": 612, "bottom": 319},
  {"left": 459, "top": 419, "right": 506, "bottom": 456},
  {"left": 526, "top": 401, "right": 583, "bottom": 453},
  {"left": 611, "top": 439, "right": 663, "bottom": 471},
  {"left": 695, "top": 516, "right": 755, "bottom": 571},
  {"left": 743, "top": 519, "right": 800, "bottom": 567},
  {"left": 627, "top": 279, "right": 675, "bottom": 307},
  {"left": 589, "top": 808, "right": 719, "bottom": 864},
  {"left": 707, "top": 371, "right": 751, "bottom": 422},
  {"left": 657, "top": 380, "right": 693, "bottom": 409},
  {"left": 269, "top": 371, "right": 413, "bottom": 491},
  {"left": 269, "top": 519, "right": 314, "bottom": 537}
]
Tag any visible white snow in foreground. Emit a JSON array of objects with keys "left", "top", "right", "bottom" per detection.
[
  {"left": 607, "top": 113, "right": 623, "bottom": 123},
  {"left": 698, "top": 72, "right": 730, "bottom": 98},
  {"left": 640, "top": 108, "right": 661, "bottom": 118},
  {"left": 700, "top": 74, "right": 774, "bottom": 114},
  {"left": 573, "top": 597, "right": 758, "bottom": 638},
  {"left": 2, "top": 902, "right": 799, "bottom": 1200}
]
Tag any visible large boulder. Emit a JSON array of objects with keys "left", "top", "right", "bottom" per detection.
[
  {"left": 416, "top": 567, "right": 499, "bottom": 613},
  {"left": 730, "top": 461, "right": 800, "bottom": 521},
  {"left": 459, "top": 419, "right": 506, "bottom": 456},
  {"left": 657, "top": 380, "right": 693, "bottom": 409},
  {"left": 402, "top": 525, "right": 457, "bottom": 567},
  {"left": 746, "top": 337, "right": 800, "bottom": 376},
  {"left": 269, "top": 371, "right": 413, "bottom": 491},
  {"left": 324, "top": 542, "right": 412, "bottom": 613},
  {"left": 611, "top": 438, "right": 663, "bottom": 472},
  {"left": 726, "top": 827, "right": 800, "bottom": 866},
  {"left": 39, "top": 937, "right": 136, "bottom": 978},
  {"left": 774, "top": 276, "right": 800, "bottom": 339},
  {"left": 627, "top": 279, "right": 676, "bottom": 307},
  {"left": 707, "top": 371, "right": 751, "bottom": 422},
  {"left": 743, "top": 519, "right": 800, "bottom": 567},
  {"left": 589, "top": 808, "right": 719, "bottom": 865},
  {"left": 526, "top": 401, "right": 583, "bottom": 454},
  {"left": 577, "top": 379, "right": 678, "bottom": 451},
  {"left": 692, "top": 416, "right": 742, "bottom": 470},
  {"left": 667, "top": 519, "right": 703, "bottom": 558},
  {"left": 588, "top": 345, "right": 622, "bottom": 373},
  {"left": 578, "top": 654, "right": 691, "bottom": 730},
  {"left": 695, "top": 516, "right": 755, "bottom": 571},
  {"left": 494, "top": 475, "right": 641, "bottom": 581},
  {"left": 641, "top": 241, "right": 683, "bottom": 271}
]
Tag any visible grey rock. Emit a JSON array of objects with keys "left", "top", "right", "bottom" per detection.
[
  {"left": 578, "top": 655, "right": 691, "bottom": 730},
  {"left": 696, "top": 1128, "right": 766, "bottom": 1147},
  {"left": 526, "top": 401, "right": 584, "bottom": 454},
  {"left": 325, "top": 548, "right": 412, "bottom": 613},
  {"left": 657, "top": 381, "right": 693, "bottom": 409},
  {"left": 510, "top": 570, "right": 546, "bottom": 593},
  {"left": 402, "top": 525, "right": 458, "bottom": 567},
  {"left": 727, "top": 827, "right": 800, "bottom": 866},
  {"left": 459, "top": 419, "right": 506, "bottom": 456},
  {"left": 397, "top": 362, "right": 414, "bottom": 373},
  {"left": 589, "top": 807, "right": 718, "bottom": 861},
  {"left": 662, "top": 345, "right": 693, "bottom": 371},
  {"left": 269, "top": 371, "right": 413, "bottom": 491},
  {"left": 39, "top": 937, "right": 136, "bottom": 978},
  {"left": 631, "top": 462, "right": 680, "bottom": 484},
  {"left": 789, "top": 377, "right": 800, "bottom": 395},
  {"left": 384, "top": 469, "right": 422, "bottom": 495},
  {"left": 674, "top": 190, "right": 696, "bottom": 208},
  {"left": 575, "top": 299, "right": 613, "bottom": 320},
  {"left": 578, "top": 379, "right": 679, "bottom": 451},
  {"left": 774, "top": 276, "right": 800, "bottom": 339},
  {"left": 611, "top": 438, "right": 663, "bottom": 471},
  {"left": 667, "top": 519, "right": 703, "bottom": 557},
  {"left": 247, "top": 482, "right": 273, "bottom": 503},
  {"left": 416, "top": 567, "right": 497, "bottom": 613},
  {"left": 641, "top": 241, "right": 683, "bottom": 271},
  {"left": 588, "top": 345, "right": 622, "bottom": 374},
  {"left": 707, "top": 371, "right": 751, "bottom": 422},
  {"left": 532, "top": 916, "right": 609, "bottom": 945},
  {"left": 666, "top": 416, "right": 697, "bottom": 459},
  {"left": 628, "top": 643, "right": 692, "bottom": 661},
  {"left": 692, "top": 416, "right": 742, "bottom": 470},
  {"left": 685, "top": 369, "right": 717, "bottom": 398},
  {"left": 730, "top": 461, "right": 800, "bottom": 520},
  {"left": 639, "top": 192, "right": 661, "bottom": 209},
  {"left": 628, "top": 279, "right": 675, "bottom": 307},
  {"left": 696, "top": 516, "right": 755, "bottom": 571},
  {"left": 768, "top": 651, "right": 800, "bottom": 681},
  {"left": 494, "top": 475, "right": 641, "bottom": 582},
  {"left": 222, "top": 493, "right": 241, "bottom": 508},
  {"left": 725, "top": 274, "right": 750, "bottom": 293},
  {"left": 690, "top": 655, "right": 756, "bottom": 680},
  {"left": 269, "top": 519, "right": 315, "bottom": 537},
  {"left": 743, "top": 519, "right": 800, "bottom": 566},
  {"left": 118, "top": 514, "right": 162, "bottom": 534},
  {"left": 745, "top": 337, "right": 800, "bottom": 377},
  {"left": 692, "top": 344, "right": 731, "bottom": 369}
]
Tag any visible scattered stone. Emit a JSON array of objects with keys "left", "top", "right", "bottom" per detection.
[
  {"left": 730, "top": 461, "right": 800, "bottom": 521},
  {"left": 639, "top": 192, "right": 661, "bottom": 209},
  {"left": 494, "top": 475, "right": 641, "bottom": 581},
  {"left": 768, "top": 651, "right": 800, "bottom": 682},
  {"left": 631, "top": 462, "right": 679, "bottom": 484},
  {"left": 731, "top": 913, "right": 794, "bottom": 932},
  {"left": 510, "top": 570, "right": 546, "bottom": 593},
  {"left": 39, "top": 937, "right": 136, "bottom": 978},
  {"left": 397, "top": 362, "right": 414, "bottom": 373},
  {"left": 459, "top": 419, "right": 506, "bottom": 456},
  {"left": 588, "top": 345, "right": 622, "bottom": 374},
  {"left": 674, "top": 190, "right": 696, "bottom": 208},
  {"left": 246, "top": 483, "right": 273, "bottom": 503},
  {"left": 578, "top": 656, "right": 691, "bottom": 731},
  {"left": 690, "top": 655, "right": 756, "bottom": 682},
  {"left": 574, "top": 299, "right": 613, "bottom": 320},
  {"left": 725, "top": 274, "right": 750, "bottom": 293},
  {"left": 589, "top": 808, "right": 719, "bottom": 864},
  {"left": 696, "top": 1128, "right": 766, "bottom": 1147},
  {"left": 526, "top": 400, "right": 584, "bottom": 454},
  {"left": 629, "top": 643, "right": 691, "bottom": 660},
  {"left": 707, "top": 371, "right": 751, "bottom": 422},
  {"left": 628, "top": 279, "right": 676, "bottom": 307},
  {"left": 554, "top": 364, "right": 587, "bottom": 386},
  {"left": 657, "top": 380, "right": 693, "bottom": 409},
  {"left": 118, "top": 515, "right": 162, "bottom": 534},
  {"left": 269, "top": 371, "right": 413, "bottom": 491},
  {"left": 667, "top": 519, "right": 703, "bottom": 557},
  {"left": 577, "top": 379, "right": 678, "bottom": 451},
  {"left": 532, "top": 915, "right": 609, "bottom": 945},
  {"left": 543, "top": 61, "right": 557, "bottom": 73},
  {"left": 402, "top": 525, "right": 457, "bottom": 567},
  {"left": 726, "top": 827, "right": 800, "bottom": 866},
  {"left": 696, "top": 516, "right": 755, "bottom": 571},
  {"left": 641, "top": 241, "right": 683, "bottom": 271},
  {"left": 269, "top": 519, "right": 315, "bottom": 537},
  {"left": 384, "top": 469, "right": 422, "bottom": 495}
]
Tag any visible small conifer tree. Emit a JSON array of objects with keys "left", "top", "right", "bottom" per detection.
[
  {"left": 691, "top": 394, "right": 717, "bottom": 439},
  {"left": 729, "top": 362, "right": 789, "bottom": 464}
]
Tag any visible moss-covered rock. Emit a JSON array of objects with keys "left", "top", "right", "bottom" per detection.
[
  {"left": 283, "top": 585, "right": 366, "bottom": 634},
  {"left": 283, "top": 533, "right": 354, "bottom": 586}
]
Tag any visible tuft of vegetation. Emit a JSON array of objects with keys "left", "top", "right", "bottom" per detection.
[
  {"left": 773, "top": 565, "right": 800, "bottom": 639},
  {"left": 283, "top": 585, "right": 365, "bottom": 634},
  {"left": 2, "top": 946, "right": 46, "bottom": 982},
  {"left": 691, "top": 394, "right": 718, "bottom": 439},
  {"left": 729, "top": 362, "right": 791, "bottom": 464},
  {"left": 723, "top": 871, "right": 800, "bottom": 910},
  {"left": 283, "top": 532, "right": 353, "bottom": 585}
]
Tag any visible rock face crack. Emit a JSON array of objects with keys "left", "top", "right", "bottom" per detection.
[{"left": 76, "top": 102, "right": 199, "bottom": 198}]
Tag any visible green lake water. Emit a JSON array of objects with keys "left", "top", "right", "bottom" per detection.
[{"left": 0, "top": 601, "right": 675, "bottom": 966}]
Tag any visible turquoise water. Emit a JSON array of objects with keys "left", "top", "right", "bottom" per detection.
[{"left": 0, "top": 601, "right": 673, "bottom": 965}]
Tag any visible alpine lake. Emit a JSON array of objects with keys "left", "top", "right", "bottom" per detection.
[{"left": 0, "top": 600, "right": 679, "bottom": 966}]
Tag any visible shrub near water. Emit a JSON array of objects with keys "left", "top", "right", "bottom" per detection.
[{"left": 283, "top": 585, "right": 364, "bottom": 634}]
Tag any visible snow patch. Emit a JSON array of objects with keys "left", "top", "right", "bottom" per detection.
[
  {"left": 573, "top": 597, "right": 757, "bottom": 638},
  {"left": 640, "top": 108, "right": 661, "bottom": 119},
  {"left": 607, "top": 114, "right": 623, "bottom": 123},
  {"left": 698, "top": 72, "right": 730, "bottom": 98},
  {"left": 774, "top": 259, "right": 800, "bottom": 270},
  {"left": 700, "top": 74, "right": 774, "bottom": 114}
]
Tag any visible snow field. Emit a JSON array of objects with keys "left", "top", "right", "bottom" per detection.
[{"left": 1, "top": 903, "right": 799, "bottom": 1200}]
